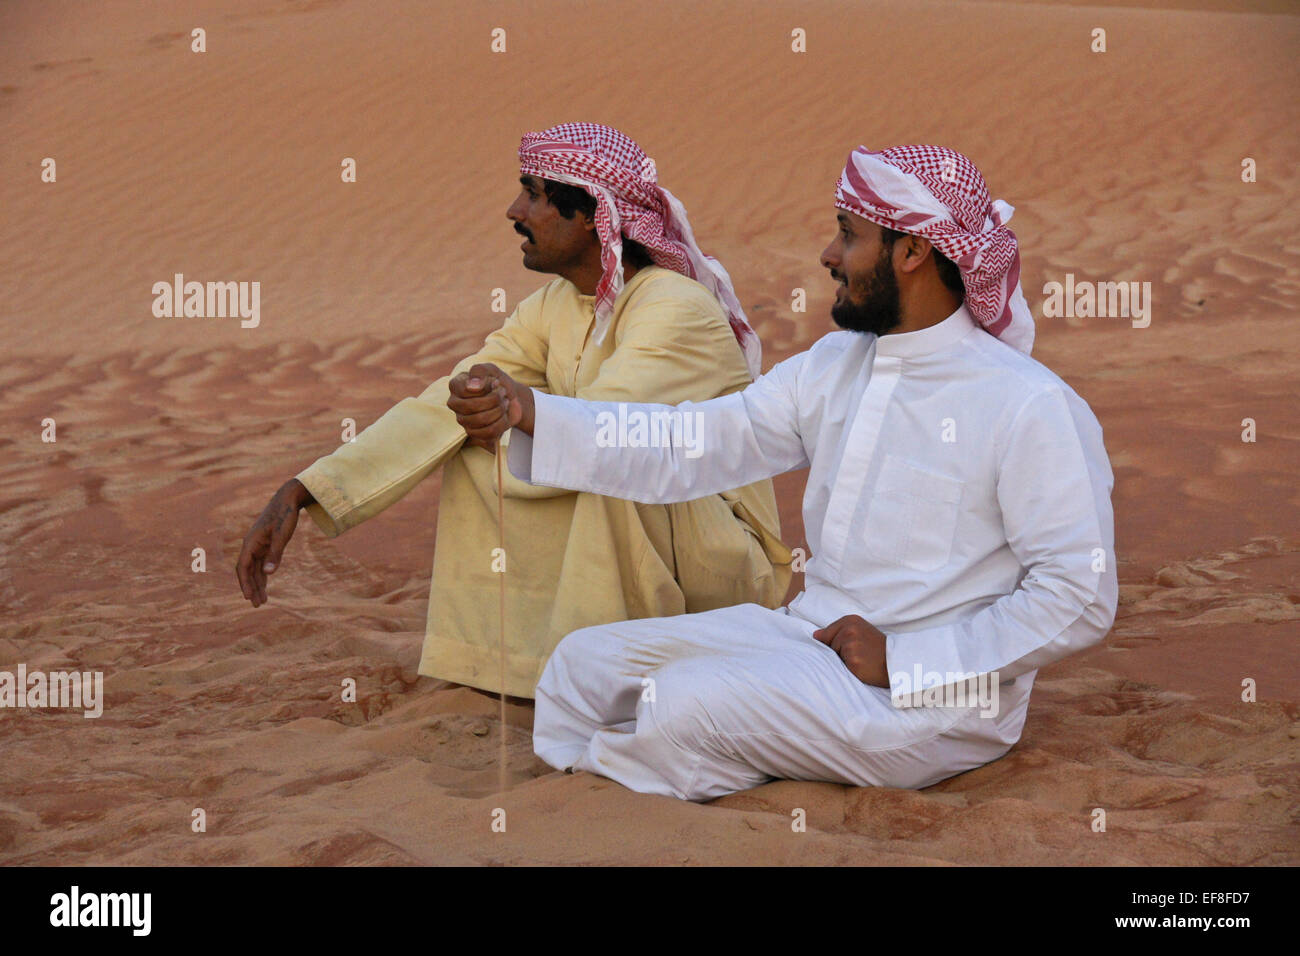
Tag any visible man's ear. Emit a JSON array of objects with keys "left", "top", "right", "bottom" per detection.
[{"left": 898, "top": 235, "right": 935, "bottom": 276}]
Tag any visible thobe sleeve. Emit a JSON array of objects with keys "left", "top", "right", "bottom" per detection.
[
  {"left": 885, "top": 385, "right": 1118, "bottom": 706},
  {"left": 507, "top": 351, "right": 810, "bottom": 503},
  {"left": 295, "top": 295, "right": 551, "bottom": 537}
]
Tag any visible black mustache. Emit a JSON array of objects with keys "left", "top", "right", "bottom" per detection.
[{"left": 515, "top": 224, "right": 534, "bottom": 241}]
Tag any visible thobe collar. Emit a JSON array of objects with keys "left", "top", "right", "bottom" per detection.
[
  {"left": 874, "top": 304, "right": 979, "bottom": 359},
  {"left": 571, "top": 265, "right": 663, "bottom": 312}
]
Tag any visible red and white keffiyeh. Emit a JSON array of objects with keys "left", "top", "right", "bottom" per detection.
[
  {"left": 519, "top": 122, "right": 762, "bottom": 378},
  {"left": 835, "top": 145, "right": 1035, "bottom": 354}
]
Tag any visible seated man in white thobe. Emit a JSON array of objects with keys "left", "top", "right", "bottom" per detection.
[{"left": 451, "top": 144, "right": 1119, "bottom": 801}]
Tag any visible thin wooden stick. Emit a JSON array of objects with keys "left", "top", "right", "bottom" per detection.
[{"left": 496, "top": 438, "right": 508, "bottom": 797}]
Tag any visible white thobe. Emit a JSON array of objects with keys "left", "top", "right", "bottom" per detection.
[{"left": 508, "top": 305, "right": 1118, "bottom": 800}]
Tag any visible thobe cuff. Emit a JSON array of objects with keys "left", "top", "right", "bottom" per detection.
[
  {"left": 508, "top": 390, "right": 596, "bottom": 493},
  {"left": 494, "top": 430, "right": 574, "bottom": 500},
  {"left": 296, "top": 467, "right": 351, "bottom": 539},
  {"left": 505, "top": 427, "right": 536, "bottom": 483},
  {"left": 885, "top": 623, "right": 984, "bottom": 709}
]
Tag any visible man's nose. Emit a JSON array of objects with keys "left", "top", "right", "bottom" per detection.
[
  {"left": 506, "top": 196, "right": 526, "bottom": 222},
  {"left": 819, "top": 242, "right": 838, "bottom": 270}
]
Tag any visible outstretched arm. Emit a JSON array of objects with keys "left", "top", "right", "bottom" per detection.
[
  {"left": 234, "top": 295, "right": 550, "bottom": 607},
  {"left": 295, "top": 298, "right": 551, "bottom": 537},
  {"left": 448, "top": 290, "right": 756, "bottom": 501},
  {"left": 457, "top": 355, "right": 811, "bottom": 504}
]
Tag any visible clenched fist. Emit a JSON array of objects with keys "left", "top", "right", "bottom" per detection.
[
  {"left": 812, "top": 614, "right": 890, "bottom": 687},
  {"left": 446, "top": 362, "right": 535, "bottom": 450}
]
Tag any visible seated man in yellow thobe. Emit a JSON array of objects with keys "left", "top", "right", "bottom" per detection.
[{"left": 235, "top": 122, "right": 791, "bottom": 698}]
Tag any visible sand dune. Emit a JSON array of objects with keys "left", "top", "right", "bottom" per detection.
[{"left": 0, "top": 0, "right": 1297, "bottom": 865}]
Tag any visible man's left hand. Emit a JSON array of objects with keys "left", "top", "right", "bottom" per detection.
[{"left": 812, "top": 614, "right": 890, "bottom": 688}]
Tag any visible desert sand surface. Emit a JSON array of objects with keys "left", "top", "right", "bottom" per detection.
[{"left": 0, "top": 0, "right": 1297, "bottom": 865}]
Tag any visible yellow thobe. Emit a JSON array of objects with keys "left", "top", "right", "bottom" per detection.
[{"left": 296, "top": 265, "right": 792, "bottom": 698}]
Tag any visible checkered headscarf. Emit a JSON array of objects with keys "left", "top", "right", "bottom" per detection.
[
  {"left": 835, "top": 145, "right": 1035, "bottom": 354},
  {"left": 519, "top": 123, "right": 762, "bottom": 378}
]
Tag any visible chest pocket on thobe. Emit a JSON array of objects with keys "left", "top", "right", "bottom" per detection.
[{"left": 863, "top": 454, "right": 964, "bottom": 572}]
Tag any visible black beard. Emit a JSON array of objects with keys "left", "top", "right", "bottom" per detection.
[{"left": 830, "top": 251, "right": 901, "bottom": 336}]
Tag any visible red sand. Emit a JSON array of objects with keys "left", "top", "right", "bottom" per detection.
[{"left": 0, "top": 0, "right": 1296, "bottom": 864}]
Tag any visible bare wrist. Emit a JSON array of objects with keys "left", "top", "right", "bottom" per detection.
[
  {"left": 283, "top": 478, "right": 315, "bottom": 509},
  {"left": 519, "top": 387, "right": 537, "bottom": 436}
]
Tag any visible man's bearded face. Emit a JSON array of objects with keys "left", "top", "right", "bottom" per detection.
[{"left": 822, "top": 211, "right": 902, "bottom": 337}]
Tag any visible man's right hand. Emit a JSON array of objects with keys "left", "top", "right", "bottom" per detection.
[
  {"left": 447, "top": 363, "right": 535, "bottom": 449},
  {"left": 236, "top": 478, "right": 313, "bottom": 608}
]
